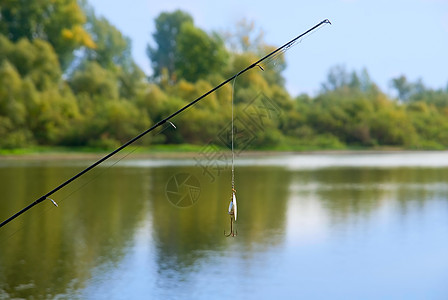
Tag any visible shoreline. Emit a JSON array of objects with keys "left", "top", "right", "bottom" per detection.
[{"left": 0, "top": 147, "right": 445, "bottom": 161}]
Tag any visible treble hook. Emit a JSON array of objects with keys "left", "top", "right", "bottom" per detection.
[{"left": 224, "top": 189, "right": 237, "bottom": 237}]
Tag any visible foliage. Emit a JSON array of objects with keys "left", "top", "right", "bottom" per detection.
[
  {"left": 76, "top": 4, "right": 147, "bottom": 99},
  {"left": 0, "top": 35, "right": 61, "bottom": 90},
  {"left": 147, "top": 10, "right": 193, "bottom": 81},
  {"left": 1, "top": 6, "right": 448, "bottom": 151},
  {"left": 175, "top": 23, "right": 228, "bottom": 82},
  {"left": 0, "top": 0, "right": 95, "bottom": 69},
  {"left": 69, "top": 61, "right": 120, "bottom": 100}
]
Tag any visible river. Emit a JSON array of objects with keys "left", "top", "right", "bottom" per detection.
[{"left": 0, "top": 152, "right": 447, "bottom": 299}]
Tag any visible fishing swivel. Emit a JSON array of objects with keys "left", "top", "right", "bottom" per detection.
[{"left": 225, "top": 188, "right": 237, "bottom": 237}]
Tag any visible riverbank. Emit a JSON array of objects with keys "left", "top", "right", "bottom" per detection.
[
  {"left": 0, "top": 144, "right": 438, "bottom": 161},
  {"left": 0, "top": 144, "right": 203, "bottom": 160}
]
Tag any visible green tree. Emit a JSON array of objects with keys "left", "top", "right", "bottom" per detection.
[
  {"left": 0, "top": 61, "right": 26, "bottom": 128},
  {"left": 412, "top": 88, "right": 448, "bottom": 108},
  {"left": 82, "top": 7, "right": 131, "bottom": 70},
  {"left": 31, "top": 86, "right": 81, "bottom": 144},
  {"left": 79, "top": 6, "right": 147, "bottom": 99},
  {"left": 147, "top": 10, "right": 193, "bottom": 80},
  {"left": 390, "top": 75, "right": 413, "bottom": 101},
  {"left": 0, "top": 0, "right": 95, "bottom": 70},
  {"left": 0, "top": 60, "right": 79, "bottom": 147},
  {"left": 175, "top": 23, "right": 228, "bottom": 82},
  {"left": 0, "top": 35, "right": 62, "bottom": 91},
  {"left": 69, "top": 61, "right": 119, "bottom": 100},
  {"left": 97, "top": 99, "right": 151, "bottom": 144},
  {"left": 0, "top": 34, "right": 82, "bottom": 146}
]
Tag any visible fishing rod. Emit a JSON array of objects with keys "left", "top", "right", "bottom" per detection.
[{"left": 0, "top": 19, "right": 331, "bottom": 228}]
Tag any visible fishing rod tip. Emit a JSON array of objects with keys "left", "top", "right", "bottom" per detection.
[{"left": 324, "top": 19, "right": 332, "bottom": 25}]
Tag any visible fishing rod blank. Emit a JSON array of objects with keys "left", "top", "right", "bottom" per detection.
[{"left": 0, "top": 19, "right": 331, "bottom": 228}]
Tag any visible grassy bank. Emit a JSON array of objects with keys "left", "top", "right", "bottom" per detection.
[
  {"left": 0, "top": 143, "right": 418, "bottom": 160},
  {"left": 0, "top": 144, "right": 208, "bottom": 159}
]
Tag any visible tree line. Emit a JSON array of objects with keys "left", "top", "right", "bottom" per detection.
[{"left": 1, "top": 1, "right": 448, "bottom": 150}]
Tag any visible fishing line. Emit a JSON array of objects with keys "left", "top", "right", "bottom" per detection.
[
  {"left": 224, "top": 21, "right": 331, "bottom": 237},
  {"left": 0, "top": 19, "right": 331, "bottom": 229},
  {"left": 225, "top": 71, "right": 241, "bottom": 237},
  {"left": 231, "top": 77, "right": 237, "bottom": 191}
]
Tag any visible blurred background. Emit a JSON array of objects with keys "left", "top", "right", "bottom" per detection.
[
  {"left": 0, "top": 0, "right": 448, "bottom": 150},
  {"left": 1, "top": 1, "right": 448, "bottom": 299}
]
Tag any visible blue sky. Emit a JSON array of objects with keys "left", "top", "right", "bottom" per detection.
[{"left": 90, "top": 0, "right": 448, "bottom": 96}]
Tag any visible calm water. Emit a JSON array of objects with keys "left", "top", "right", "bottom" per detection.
[{"left": 1, "top": 152, "right": 448, "bottom": 299}]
